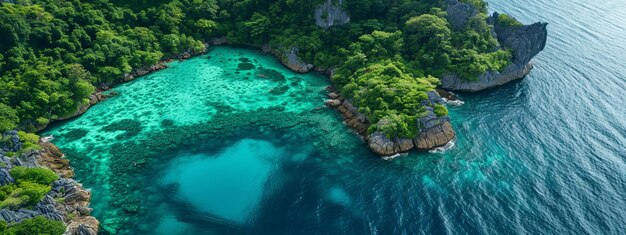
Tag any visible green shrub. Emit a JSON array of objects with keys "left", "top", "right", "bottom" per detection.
[
  {"left": 10, "top": 167, "right": 59, "bottom": 185},
  {"left": 17, "top": 182, "right": 51, "bottom": 205},
  {"left": 374, "top": 113, "right": 417, "bottom": 138},
  {"left": 35, "top": 117, "right": 50, "bottom": 126},
  {"left": 497, "top": 13, "right": 523, "bottom": 28},
  {"left": 1, "top": 216, "right": 66, "bottom": 235},
  {"left": 434, "top": 104, "right": 449, "bottom": 117},
  {"left": 17, "top": 132, "right": 39, "bottom": 145},
  {"left": 0, "top": 184, "right": 17, "bottom": 201},
  {"left": 0, "top": 196, "right": 26, "bottom": 209},
  {"left": 0, "top": 182, "right": 51, "bottom": 209}
]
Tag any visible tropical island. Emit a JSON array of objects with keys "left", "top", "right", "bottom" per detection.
[{"left": 0, "top": 0, "right": 546, "bottom": 233}]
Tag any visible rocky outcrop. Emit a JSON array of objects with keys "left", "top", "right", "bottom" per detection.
[
  {"left": 441, "top": 63, "right": 534, "bottom": 91},
  {"left": 414, "top": 120, "right": 455, "bottom": 150},
  {"left": 0, "top": 168, "right": 14, "bottom": 186},
  {"left": 441, "top": 12, "right": 548, "bottom": 92},
  {"left": 123, "top": 63, "right": 168, "bottom": 82},
  {"left": 445, "top": 0, "right": 478, "bottom": 30},
  {"left": 326, "top": 89, "right": 455, "bottom": 156},
  {"left": 491, "top": 13, "right": 548, "bottom": 68},
  {"left": 0, "top": 133, "right": 99, "bottom": 234},
  {"left": 0, "top": 130, "right": 22, "bottom": 153},
  {"left": 66, "top": 218, "right": 99, "bottom": 235},
  {"left": 315, "top": 0, "right": 350, "bottom": 29},
  {"left": 266, "top": 46, "right": 313, "bottom": 73},
  {"left": 51, "top": 178, "right": 99, "bottom": 235},
  {"left": 368, "top": 91, "right": 455, "bottom": 155},
  {"left": 368, "top": 133, "right": 415, "bottom": 156},
  {"left": 0, "top": 196, "right": 64, "bottom": 223}
]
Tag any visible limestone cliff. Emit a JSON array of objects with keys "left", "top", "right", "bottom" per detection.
[
  {"left": 441, "top": 11, "right": 548, "bottom": 91},
  {"left": 315, "top": 0, "right": 350, "bottom": 29}
]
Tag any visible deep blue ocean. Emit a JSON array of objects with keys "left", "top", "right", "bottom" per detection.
[{"left": 44, "top": 0, "right": 626, "bottom": 234}]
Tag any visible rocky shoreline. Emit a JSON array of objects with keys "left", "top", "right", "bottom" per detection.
[{"left": 0, "top": 131, "right": 98, "bottom": 235}]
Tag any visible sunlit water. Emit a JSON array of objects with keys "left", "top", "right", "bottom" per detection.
[{"left": 44, "top": 0, "right": 626, "bottom": 233}]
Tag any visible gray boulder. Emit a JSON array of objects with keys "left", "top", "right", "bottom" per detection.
[
  {"left": 14, "top": 151, "right": 40, "bottom": 167},
  {"left": 0, "top": 168, "right": 15, "bottom": 186},
  {"left": 0, "top": 209, "right": 34, "bottom": 223},
  {"left": 283, "top": 47, "right": 312, "bottom": 73},
  {"left": 74, "top": 224, "right": 98, "bottom": 235},
  {"left": 1, "top": 130, "right": 22, "bottom": 153}
]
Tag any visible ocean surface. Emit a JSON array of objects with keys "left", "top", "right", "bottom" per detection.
[{"left": 43, "top": 0, "right": 626, "bottom": 234}]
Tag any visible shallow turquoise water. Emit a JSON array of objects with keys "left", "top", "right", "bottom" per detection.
[{"left": 44, "top": 1, "right": 626, "bottom": 233}]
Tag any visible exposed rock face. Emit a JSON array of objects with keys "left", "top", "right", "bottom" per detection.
[
  {"left": 441, "top": 63, "right": 533, "bottom": 91},
  {"left": 446, "top": 0, "right": 478, "bottom": 30},
  {"left": 414, "top": 121, "right": 455, "bottom": 150},
  {"left": 126, "top": 63, "right": 168, "bottom": 80},
  {"left": 315, "top": 0, "right": 350, "bottom": 29},
  {"left": 0, "top": 168, "right": 15, "bottom": 186},
  {"left": 368, "top": 133, "right": 415, "bottom": 156},
  {"left": 67, "top": 220, "right": 99, "bottom": 235},
  {"left": 441, "top": 12, "right": 548, "bottom": 92},
  {"left": 1, "top": 130, "right": 22, "bottom": 153},
  {"left": 491, "top": 13, "right": 548, "bottom": 68},
  {"left": 276, "top": 47, "right": 313, "bottom": 73}
]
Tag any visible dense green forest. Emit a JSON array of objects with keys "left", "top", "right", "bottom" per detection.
[{"left": 0, "top": 0, "right": 515, "bottom": 138}]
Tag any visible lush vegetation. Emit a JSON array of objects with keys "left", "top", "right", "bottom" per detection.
[
  {"left": 0, "top": 216, "right": 65, "bottom": 235},
  {"left": 496, "top": 13, "right": 524, "bottom": 28},
  {"left": 0, "top": 0, "right": 517, "bottom": 135},
  {"left": 0, "top": 166, "right": 58, "bottom": 209}
]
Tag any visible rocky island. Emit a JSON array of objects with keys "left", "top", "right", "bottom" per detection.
[{"left": 0, "top": 0, "right": 546, "bottom": 233}]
